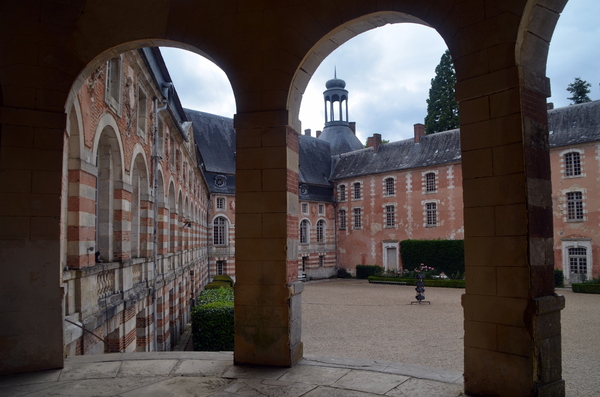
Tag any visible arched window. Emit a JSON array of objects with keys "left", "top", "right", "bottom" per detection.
[
  {"left": 213, "top": 217, "right": 227, "bottom": 246},
  {"left": 316, "top": 220, "right": 326, "bottom": 243},
  {"left": 300, "top": 219, "right": 309, "bottom": 244}
]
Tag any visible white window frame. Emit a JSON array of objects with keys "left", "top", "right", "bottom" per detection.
[
  {"left": 216, "top": 196, "right": 226, "bottom": 211},
  {"left": 301, "top": 202, "right": 309, "bottom": 215},
  {"left": 339, "top": 184, "right": 347, "bottom": 202},
  {"left": 384, "top": 177, "right": 395, "bottom": 196},
  {"left": 424, "top": 200, "right": 438, "bottom": 227},
  {"left": 353, "top": 207, "right": 362, "bottom": 229},
  {"left": 565, "top": 190, "right": 584, "bottom": 222},
  {"left": 105, "top": 56, "right": 123, "bottom": 113},
  {"left": 353, "top": 182, "right": 362, "bottom": 200},
  {"left": 424, "top": 171, "right": 437, "bottom": 193},
  {"left": 385, "top": 205, "right": 396, "bottom": 228},
  {"left": 300, "top": 219, "right": 310, "bottom": 244},
  {"left": 318, "top": 203, "right": 325, "bottom": 215},
  {"left": 137, "top": 85, "right": 148, "bottom": 139},
  {"left": 213, "top": 216, "right": 228, "bottom": 246},
  {"left": 561, "top": 149, "right": 584, "bottom": 178},
  {"left": 339, "top": 209, "right": 347, "bottom": 230},
  {"left": 561, "top": 240, "right": 592, "bottom": 283},
  {"left": 316, "top": 219, "right": 326, "bottom": 243}
]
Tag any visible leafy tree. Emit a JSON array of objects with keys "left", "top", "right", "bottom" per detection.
[
  {"left": 567, "top": 77, "right": 592, "bottom": 104},
  {"left": 424, "top": 50, "right": 459, "bottom": 135}
]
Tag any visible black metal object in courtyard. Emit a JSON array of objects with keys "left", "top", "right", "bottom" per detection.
[{"left": 411, "top": 274, "right": 430, "bottom": 305}]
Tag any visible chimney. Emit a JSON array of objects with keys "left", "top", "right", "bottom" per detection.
[
  {"left": 304, "top": 128, "right": 311, "bottom": 137},
  {"left": 366, "top": 136, "right": 375, "bottom": 148},
  {"left": 316, "top": 130, "right": 322, "bottom": 138},
  {"left": 373, "top": 133, "right": 382, "bottom": 153},
  {"left": 547, "top": 102, "right": 554, "bottom": 110},
  {"left": 349, "top": 122, "right": 356, "bottom": 135},
  {"left": 414, "top": 123, "right": 425, "bottom": 143}
]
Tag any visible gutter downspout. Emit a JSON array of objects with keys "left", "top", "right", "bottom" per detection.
[{"left": 152, "top": 82, "right": 172, "bottom": 352}]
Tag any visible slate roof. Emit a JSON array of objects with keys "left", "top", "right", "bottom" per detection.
[
  {"left": 331, "top": 128, "right": 461, "bottom": 180},
  {"left": 548, "top": 100, "right": 600, "bottom": 148},
  {"left": 298, "top": 135, "right": 334, "bottom": 202},
  {"left": 185, "top": 109, "right": 236, "bottom": 194},
  {"left": 317, "top": 123, "right": 365, "bottom": 156}
]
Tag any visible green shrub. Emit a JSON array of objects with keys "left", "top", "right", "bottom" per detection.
[
  {"left": 554, "top": 269, "right": 564, "bottom": 288},
  {"left": 368, "top": 276, "right": 465, "bottom": 288},
  {"left": 356, "top": 265, "right": 383, "bottom": 279},
  {"left": 192, "top": 301, "right": 234, "bottom": 351},
  {"left": 213, "top": 274, "right": 234, "bottom": 287},
  {"left": 337, "top": 268, "right": 353, "bottom": 278},
  {"left": 571, "top": 283, "right": 600, "bottom": 294},
  {"left": 205, "top": 281, "right": 231, "bottom": 290},
  {"left": 197, "top": 287, "right": 234, "bottom": 306},
  {"left": 400, "top": 239, "right": 464, "bottom": 279}
]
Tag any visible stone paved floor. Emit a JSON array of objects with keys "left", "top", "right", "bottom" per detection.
[{"left": 0, "top": 352, "right": 465, "bottom": 396}]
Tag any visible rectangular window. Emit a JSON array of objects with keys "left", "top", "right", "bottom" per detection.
[
  {"left": 426, "top": 172, "right": 436, "bottom": 192},
  {"left": 318, "top": 204, "right": 325, "bottom": 215},
  {"left": 426, "top": 202, "right": 437, "bottom": 227},
  {"left": 137, "top": 88, "right": 147, "bottom": 139},
  {"left": 385, "top": 178, "right": 395, "bottom": 195},
  {"left": 565, "top": 152, "right": 581, "bottom": 177},
  {"left": 216, "top": 260, "right": 224, "bottom": 275},
  {"left": 568, "top": 247, "right": 587, "bottom": 275},
  {"left": 302, "top": 256, "right": 308, "bottom": 272},
  {"left": 353, "top": 208, "right": 362, "bottom": 229},
  {"left": 319, "top": 255, "right": 324, "bottom": 267},
  {"left": 339, "top": 185, "right": 346, "bottom": 201},
  {"left": 353, "top": 182, "right": 361, "bottom": 199},
  {"left": 105, "top": 57, "right": 122, "bottom": 112},
  {"left": 567, "top": 191, "right": 583, "bottom": 221},
  {"left": 339, "top": 210, "right": 346, "bottom": 230},
  {"left": 385, "top": 205, "right": 395, "bottom": 227},
  {"left": 216, "top": 197, "right": 225, "bottom": 210},
  {"left": 301, "top": 202, "right": 308, "bottom": 214}
]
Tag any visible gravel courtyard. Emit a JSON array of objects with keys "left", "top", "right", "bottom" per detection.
[{"left": 301, "top": 279, "right": 600, "bottom": 397}]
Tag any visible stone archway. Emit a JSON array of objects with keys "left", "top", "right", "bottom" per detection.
[{"left": 0, "top": 2, "right": 569, "bottom": 395}]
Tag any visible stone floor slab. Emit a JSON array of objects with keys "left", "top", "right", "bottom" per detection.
[
  {"left": 303, "top": 386, "right": 382, "bottom": 396},
  {"left": 174, "top": 359, "right": 232, "bottom": 377},
  {"left": 222, "top": 365, "right": 290, "bottom": 380},
  {"left": 385, "top": 378, "right": 464, "bottom": 397},
  {"left": 278, "top": 364, "right": 351, "bottom": 386},
  {"left": 121, "top": 376, "right": 232, "bottom": 397},
  {"left": 333, "top": 369, "right": 409, "bottom": 394},
  {"left": 117, "top": 360, "right": 178, "bottom": 377},
  {"left": 215, "top": 378, "right": 316, "bottom": 397},
  {"left": 20, "top": 377, "right": 167, "bottom": 397},
  {"left": 383, "top": 362, "right": 463, "bottom": 384},
  {"left": 59, "top": 361, "right": 121, "bottom": 380}
]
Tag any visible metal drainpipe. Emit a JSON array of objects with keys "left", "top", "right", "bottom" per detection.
[
  {"left": 206, "top": 199, "right": 211, "bottom": 282},
  {"left": 152, "top": 83, "right": 171, "bottom": 352}
]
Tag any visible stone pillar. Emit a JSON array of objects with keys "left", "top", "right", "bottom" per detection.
[
  {"left": 0, "top": 108, "right": 65, "bottom": 374},
  {"left": 459, "top": 66, "right": 565, "bottom": 395},
  {"left": 233, "top": 110, "right": 303, "bottom": 367}
]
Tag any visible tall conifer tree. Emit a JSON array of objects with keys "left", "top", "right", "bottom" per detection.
[
  {"left": 566, "top": 77, "right": 592, "bottom": 104},
  {"left": 424, "top": 50, "right": 459, "bottom": 135}
]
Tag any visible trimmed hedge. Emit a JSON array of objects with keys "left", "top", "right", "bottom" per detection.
[
  {"left": 368, "top": 276, "right": 465, "bottom": 289},
  {"left": 213, "top": 274, "right": 234, "bottom": 287},
  {"left": 356, "top": 265, "right": 383, "bottom": 279},
  {"left": 197, "top": 287, "right": 234, "bottom": 306},
  {"left": 191, "top": 301, "right": 234, "bottom": 351},
  {"left": 400, "top": 239, "right": 464, "bottom": 279},
  {"left": 554, "top": 269, "right": 564, "bottom": 288},
  {"left": 571, "top": 283, "right": 600, "bottom": 294},
  {"left": 205, "top": 281, "right": 232, "bottom": 289}
]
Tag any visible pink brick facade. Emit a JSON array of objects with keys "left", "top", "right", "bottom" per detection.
[
  {"left": 63, "top": 49, "right": 215, "bottom": 356},
  {"left": 334, "top": 162, "right": 464, "bottom": 272}
]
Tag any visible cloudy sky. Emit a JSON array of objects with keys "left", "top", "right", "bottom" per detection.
[{"left": 161, "top": 0, "right": 599, "bottom": 144}]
